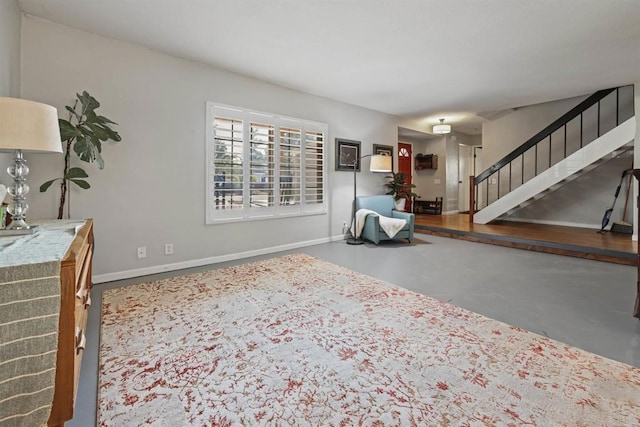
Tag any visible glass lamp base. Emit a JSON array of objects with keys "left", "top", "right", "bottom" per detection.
[{"left": 0, "top": 226, "right": 36, "bottom": 236}]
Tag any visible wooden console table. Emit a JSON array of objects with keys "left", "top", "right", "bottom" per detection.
[{"left": 0, "top": 220, "right": 94, "bottom": 427}]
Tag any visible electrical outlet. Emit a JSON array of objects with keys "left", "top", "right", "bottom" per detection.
[
  {"left": 165, "top": 243, "right": 174, "bottom": 255},
  {"left": 137, "top": 246, "right": 146, "bottom": 259},
  {"left": 342, "top": 221, "right": 349, "bottom": 234}
]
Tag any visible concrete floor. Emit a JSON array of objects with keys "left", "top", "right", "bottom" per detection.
[{"left": 70, "top": 233, "right": 640, "bottom": 426}]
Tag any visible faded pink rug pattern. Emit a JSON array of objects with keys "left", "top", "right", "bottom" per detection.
[{"left": 99, "top": 254, "right": 640, "bottom": 426}]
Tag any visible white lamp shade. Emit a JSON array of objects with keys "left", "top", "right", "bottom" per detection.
[
  {"left": 369, "top": 154, "right": 392, "bottom": 172},
  {"left": 433, "top": 123, "right": 451, "bottom": 134},
  {"left": 0, "top": 97, "right": 62, "bottom": 153}
]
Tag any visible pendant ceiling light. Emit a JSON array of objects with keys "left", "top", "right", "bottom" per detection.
[{"left": 433, "top": 118, "right": 451, "bottom": 134}]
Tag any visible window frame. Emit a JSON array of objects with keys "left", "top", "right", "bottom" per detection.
[{"left": 206, "top": 102, "right": 327, "bottom": 224}]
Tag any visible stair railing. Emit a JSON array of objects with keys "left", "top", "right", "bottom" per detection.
[{"left": 471, "top": 85, "right": 634, "bottom": 216}]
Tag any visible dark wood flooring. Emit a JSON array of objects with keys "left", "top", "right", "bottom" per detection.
[{"left": 414, "top": 214, "right": 637, "bottom": 266}]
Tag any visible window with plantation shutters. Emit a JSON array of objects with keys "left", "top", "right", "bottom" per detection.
[
  {"left": 211, "top": 116, "right": 243, "bottom": 211},
  {"left": 279, "top": 126, "right": 301, "bottom": 206},
  {"left": 304, "top": 130, "right": 324, "bottom": 207},
  {"left": 206, "top": 103, "right": 326, "bottom": 223},
  {"left": 249, "top": 122, "right": 275, "bottom": 208}
]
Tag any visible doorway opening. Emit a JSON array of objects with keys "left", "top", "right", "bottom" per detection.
[{"left": 458, "top": 144, "right": 483, "bottom": 214}]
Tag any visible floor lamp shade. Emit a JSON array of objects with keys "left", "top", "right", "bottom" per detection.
[
  {"left": 369, "top": 154, "right": 392, "bottom": 173},
  {"left": 0, "top": 97, "right": 62, "bottom": 232}
]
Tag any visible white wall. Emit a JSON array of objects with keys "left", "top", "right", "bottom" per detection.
[
  {"left": 0, "top": 0, "right": 22, "bottom": 181},
  {"left": 481, "top": 89, "right": 635, "bottom": 228},
  {"left": 0, "top": 0, "right": 20, "bottom": 97},
  {"left": 21, "top": 16, "right": 398, "bottom": 279},
  {"left": 468, "top": 134, "right": 482, "bottom": 148}
]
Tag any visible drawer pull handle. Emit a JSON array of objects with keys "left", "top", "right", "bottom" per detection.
[
  {"left": 76, "top": 330, "right": 86, "bottom": 354},
  {"left": 76, "top": 287, "right": 92, "bottom": 308},
  {"left": 76, "top": 244, "right": 92, "bottom": 293}
]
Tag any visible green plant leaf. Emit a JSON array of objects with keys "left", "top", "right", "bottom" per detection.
[
  {"left": 94, "top": 149, "right": 105, "bottom": 169},
  {"left": 87, "top": 123, "right": 110, "bottom": 141},
  {"left": 96, "top": 115, "right": 117, "bottom": 125},
  {"left": 70, "top": 179, "right": 90, "bottom": 189},
  {"left": 78, "top": 124, "right": 94, "bottom": 137},
  {"left": 73, "top": 137, "right": 94, "bottom": 163},
  {"left": 96, "top": 124, "right": 121, "bottom": 142},
  {"left": 39, "top": 179, "right": 58, "bottom": 192},
  {"left": 59, "top": 119, "right": 82, "bottom": 141},
  {"left": 77, "top": 91, "right": 100, "bottom": 116},
  {"left": 85, "top": 110, "right": 98, "bottom": 124},
  {"left": 65, "top": 105, "right": 80, "bottom": 119},
  {"left": 64, "top": 167, "right": 89, "bottom": 179}
]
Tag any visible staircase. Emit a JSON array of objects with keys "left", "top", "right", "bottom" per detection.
[{"left": 472, "top": 86, "right": 635, "bottom": 224}]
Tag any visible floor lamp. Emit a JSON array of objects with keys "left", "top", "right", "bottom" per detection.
[
  {"left": 0, "top": 97, "right": 62, "bottom": 234},
  {"left": 347, "top": 153, "right": 393, "bottom": 245}
]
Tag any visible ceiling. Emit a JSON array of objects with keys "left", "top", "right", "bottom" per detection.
[{"left": 18, "top": 0, "right": 640, "bottom": 136}]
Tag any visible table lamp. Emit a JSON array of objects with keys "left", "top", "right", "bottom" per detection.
[{"left": 0, "top": 97, "right": 62, "bottom": 234}]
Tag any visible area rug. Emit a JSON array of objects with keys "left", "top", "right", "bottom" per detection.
[{"left": 99, "top": 254, "right": 640, "bottom": 426}]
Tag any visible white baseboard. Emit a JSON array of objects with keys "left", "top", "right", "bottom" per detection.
[
  {"left": 331, "top": 234, "right": 349, "bottom": 242},
  {"left": 504, "top": 217, "right": 601, "bottom": 230},
  {"left": 442, "top": 210, "right": 460, "bottom": 215},
  {"left": 94, "top": 235, "right": 344, "bottom": 284}
]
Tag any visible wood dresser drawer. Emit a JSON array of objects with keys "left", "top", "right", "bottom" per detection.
[{"left": 48, "top": 219, "right": 94, "bottom": 427}]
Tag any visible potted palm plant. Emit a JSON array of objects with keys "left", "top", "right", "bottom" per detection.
[{"left": 385, "top": 172, "right": 418, "bottom": 211}]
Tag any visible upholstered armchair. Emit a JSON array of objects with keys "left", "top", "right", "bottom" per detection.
[{"left": 355, "top": 195, "right": 414, "bottom": 244}]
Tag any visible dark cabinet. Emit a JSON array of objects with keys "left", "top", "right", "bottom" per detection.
[{"left": 415, "top": 154, "right": 438, "bottom": 170}]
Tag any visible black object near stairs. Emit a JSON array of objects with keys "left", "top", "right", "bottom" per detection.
[{"left": 599, "top": 168, "right": 634, "bottom": 234}]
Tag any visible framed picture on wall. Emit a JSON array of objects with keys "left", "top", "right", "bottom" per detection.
[
  {"left": 335, "top": 138, "right": 361, "bottom": 171},
  {"left": 373, "top": 144, "right": 393, "bottom": 166}
]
